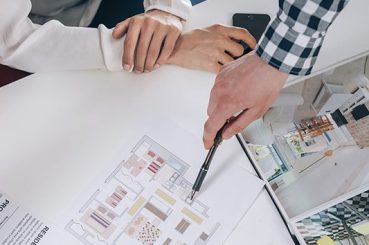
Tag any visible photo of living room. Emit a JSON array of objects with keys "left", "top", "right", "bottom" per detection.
[{"left": 243, "top": 55, "right": 369, "bottom": 219}]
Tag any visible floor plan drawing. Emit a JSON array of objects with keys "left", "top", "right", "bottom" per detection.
[{"left": 65, "top": 136, "right": 223, "bottom": 245}]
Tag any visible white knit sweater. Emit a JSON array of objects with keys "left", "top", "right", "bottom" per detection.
[{"left": 0, "top": 0, "right": 191, "bottom": 72}]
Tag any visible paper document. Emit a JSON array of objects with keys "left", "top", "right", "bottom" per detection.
[
  {"left": 60, "top": 123, "right": 265, "bottom": 245},
  {"left": 0, "top": 192, "right": 79, "bottom": 245},
  {"left": 0, "top": 122, "right": 265, "bottom": 245}
]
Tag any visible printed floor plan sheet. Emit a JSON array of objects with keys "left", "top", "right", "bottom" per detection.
[
  {"left": 1, "top": 121, "right": 265, "bottom": 245},
  {"left": 60, "top": 121, "right": 266, "bottom": 245}
]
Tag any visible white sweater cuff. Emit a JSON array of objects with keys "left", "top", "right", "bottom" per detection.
[
  {"left": 144, "top": 0, "right": 192, "bottom": 21},
  {"left": 98, "top": 25, "right": 123, "bottom": 71}
]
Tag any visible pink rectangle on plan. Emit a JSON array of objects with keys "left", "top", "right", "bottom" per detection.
[
  {"left": 124, "top": 154, "right": 139, "bottom": 169},
  {"left": 131, "top": 159, "right": 148, "bottom": 177}
]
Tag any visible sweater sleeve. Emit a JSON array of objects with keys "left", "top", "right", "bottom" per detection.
[
  {"left": 143, "top": 0, "right": 192, "bottom": 21},
  {"left": 0, "top": 0, "right": 124, "bottom": 72}
]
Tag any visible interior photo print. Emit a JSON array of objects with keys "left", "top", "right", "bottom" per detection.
[
  {"left": 294, "top": 187, "right": 369, "bottom": 245},
  {"left": 246, "top": 55, "right": 369, "bottom": 244}
]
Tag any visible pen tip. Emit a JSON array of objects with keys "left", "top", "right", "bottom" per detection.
[{"left": 190, "top": 190, "right": 196, "bottom": 200}]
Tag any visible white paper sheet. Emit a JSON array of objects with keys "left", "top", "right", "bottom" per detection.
[
  {"left": 58, "top": 122, "right": 265, "bottom": 245},
  {"left": 0, "top": 192, "right": 79, "bottom": 245}
]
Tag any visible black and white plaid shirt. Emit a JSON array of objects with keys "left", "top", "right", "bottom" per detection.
[{"left": 256, "top": 0, "right": 349, "bottom": 76}]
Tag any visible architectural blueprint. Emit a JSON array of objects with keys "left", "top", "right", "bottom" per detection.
[{"left": 64, "top": 135, "right": 265, "bottom": 245}]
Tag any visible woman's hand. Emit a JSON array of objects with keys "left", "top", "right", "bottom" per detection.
[
  {"left": 112, "top": 9, "right": 183, "bottom": 73},
  {"left": 166, "top": 24, "right": 257, "bottom": 73}
]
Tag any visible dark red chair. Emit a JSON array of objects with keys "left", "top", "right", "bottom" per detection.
[{"left": 0, "top": 65, "right": 31, "bottom": 88}]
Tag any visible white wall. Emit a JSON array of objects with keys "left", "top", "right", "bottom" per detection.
[{"left": 275, "top": 145, "right": 369, "bottom": 218}]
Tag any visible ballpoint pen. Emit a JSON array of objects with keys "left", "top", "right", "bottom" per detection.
[{"left": 190, "top": 123, "right": 227, "bottom": 200}]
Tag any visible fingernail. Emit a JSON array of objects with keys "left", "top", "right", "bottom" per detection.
[
  {"left": 135, "top": 69, "right": 142, "bottom": 74},
  {"left": 123, "top": 64, "right": 131, "bottom": 71},
  {"left": 144, "top": 70, "right": 150, "bottom": 73},
  {"left": 154, "top": 64, "right": 160, "bottom": 69}
]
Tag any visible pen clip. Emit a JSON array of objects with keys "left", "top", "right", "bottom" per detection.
[
  {"left": 214, "top": 120, "right": 230, "bottom": 146},
  {"left": 214, "top": 111, "right": 244, "bottom": 146}
]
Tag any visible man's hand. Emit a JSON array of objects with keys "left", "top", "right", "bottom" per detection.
[
  {"left": 112, "top": 9, "right": 183, "bottom": 73},
  {"left": 203, "top": 51, "right": 289, "bottom": 149},
  {"left": 166, "top": 24, "right": 256, "bottom": 73}
]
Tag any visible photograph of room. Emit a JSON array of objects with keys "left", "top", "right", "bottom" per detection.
[{"left": 244, "top": 55, "right": 369, "bottom": 218}]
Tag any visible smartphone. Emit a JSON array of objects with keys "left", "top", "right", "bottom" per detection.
[{"left": 233, "top": 13, "right": 271, "bottom": 55}]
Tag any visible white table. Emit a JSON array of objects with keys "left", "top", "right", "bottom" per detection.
[
  {"left": 0, "top": 69, "right": 294, "bottom": 244},
  {"left": 1, "top": 0, "right": 369, "bottom": 244}
]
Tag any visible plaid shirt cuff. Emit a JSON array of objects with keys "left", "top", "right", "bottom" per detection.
[{"left": 256, "top": 0, "right": 349, "bottom": 76}]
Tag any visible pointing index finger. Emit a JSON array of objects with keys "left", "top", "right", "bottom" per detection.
[{"left": 203, "top": 104, "right": 235, "bottom": 149}]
